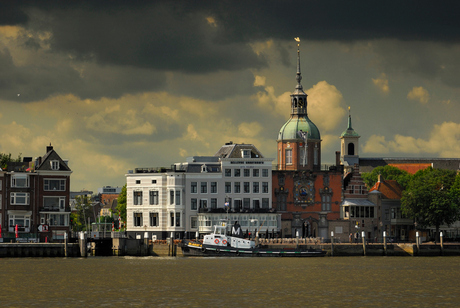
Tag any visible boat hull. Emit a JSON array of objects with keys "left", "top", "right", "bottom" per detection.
[{"left": 180, "top": 240, "right": 326, "bottom": 257}]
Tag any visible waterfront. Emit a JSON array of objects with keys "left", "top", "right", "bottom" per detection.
[{"left": 1, "top": 257, "right": 459, "bottom": 307}]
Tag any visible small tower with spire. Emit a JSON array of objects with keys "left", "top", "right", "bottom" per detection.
[
  {"left": 277, "top": 38, "right": 321, "bottom": 171},
  {"left": 340, "top": 107, "right": 360, "bottom": 169}
]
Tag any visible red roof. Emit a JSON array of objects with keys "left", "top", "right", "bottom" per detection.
[
  {"left": 369, "top": 179, "right": 403, "bottom": 199},
  {"left": 389, "top": 163, "right": 431, "bottom": 174}
]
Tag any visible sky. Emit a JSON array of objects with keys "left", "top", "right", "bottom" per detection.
[{"left": 0, "top": 1, "right": 459, "bottom": 192}]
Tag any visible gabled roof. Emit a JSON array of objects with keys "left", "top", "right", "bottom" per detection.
[
  {"left": 369, "top": 179, "right": 403, "bottom": 200},
  {"left": 36, "top": 146, "right": 71, "bottom": 172},
  {"left": 214, "top": 143, "right": 264, "bottom": 159}
]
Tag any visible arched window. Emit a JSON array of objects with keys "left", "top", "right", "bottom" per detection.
[
  {"left": 293, "top": 98, "right": 297, "bottom": 108},
  {"left": 348, "top": 143, "right": 355, "bottom": 155}
]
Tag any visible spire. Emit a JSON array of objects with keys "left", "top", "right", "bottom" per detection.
[
  {"left": 347, "top": 106, "right": 353, "bottom": 130},
  {"left": 294, "top": 37, "right": 302, "bottom": 90}
]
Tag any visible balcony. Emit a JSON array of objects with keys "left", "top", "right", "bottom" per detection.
[
  {"left": 391, "top": 218, "right": 414, "bottom": 226},
  {"left": 198, "top": 208, "right": 276, "bottom": 214}
]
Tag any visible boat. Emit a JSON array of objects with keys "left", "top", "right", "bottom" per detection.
[{"left": 180, "top": 222, "right": 326, "bottom": 257}]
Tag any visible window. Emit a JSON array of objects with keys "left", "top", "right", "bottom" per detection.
[
  {"left": 50, "top": 160, "right": 60, "bottom": 170},
  {"left": 244, "top": 169, "right": 250, "bottom": 177},
  {"left": 149, "top": 191, "right": 159, "bottom": 205},
  {"left": 201, "top": 182, "right": 207, "bottom": 193},
  {"left": 176, "top": 212, "right": 181, "bottom": 227},
  {"left": 12, "top": 175, "right": 29, "bottom": 188},
  {"left": 285, "top": 149, "right": 292, "bottom": 164},
  {"left": 175, "top": 190, "right": 181, "bottom": 205},
  {"left": 262, "top": 182, "right": 269, "bottom": 193},
  {"left": 211, "top": 198, "right": 217, "bottom": 209},
  {"left": 243, "top": 198, "right": 250, "bottom": 209},
  {"left": 262, "top": 169, "right": 268, "bottom": 177},
  {"left": 152, "top": 180, "right": 157, "bottom": 184},
  {"left": 241, "top": 149, "right": 251, "bottom": 158},
  {"left": 44, "top": 179, "right": 65, "bottom": 191},
  {"left": 149, "top": 213, "right": 158, "bottom": 226},
  {"left": 170, "top": 190, "right": 174, "bottom": 205},
  {"left": 136, "top": 180, "right": 141, "bottom": 184},
  {"left": 225, "top": 182, "right": 231, "bottom": 193},
  {"left": 225, "top": 169, "right": 231, "bottom": 177},
  {"left": 43, "top": 197, "right": 65, "bottom": 211},
  {"left": 277, "top": 194, "right": 287, "bottom": 211},
  {"left": 48, "top": 214, "right": 67, "bottom": 226},
  {"left": 133, "top": 191, "right": 142, "bottom": 205},
  {"left": 234, "top": 182, "right": 241, "bottom": 193},
  {"left": 234, "top": 169, "right": 241, "bottom": 177},
  {"left": 191, "top": 216, "right": 198, "bottom": 229},
  {"left": 191, "top": 182, "right": 197, "bottom": 193},
  {"left": 170, "top": 212, "right": 174, "bottom": 227},
  {"left": 262, "top": 198, "right": 269, "bottom": 209},
  {"left": 253, "top": 199, "right": 260, "bottom": 209},
  {"left": 200, "top": 199, "right": 207, "bottom": 209},
  {"left": 253, "top": 182, "right": 259, "bottom": 193},
  {"left": 321, "top": 195, "right": 331, "bottom": 211},
  {"left": 134, "top": 213, "right": 142, "bottom": 227},
  {"left": 299, "top": 146, "right": 306, "bottom": 166},
  {"left": 314, "top": 145, "right": 319, "bottom": 165},
  {"left": 191, "top": 198, "right": 197, "bottom": 210},
  {"left": 11, "top": 193, "right": 29, "bottom": 205},
  {"left": 234, "top": 199, "right": 242, "bottom": 211},
  {"left": 244, "top": 182, "right": 250, "bottom": 193},
  {"left": 211, "top": 182, "right": 217, "bottom": 193},
  {"left": 253, "top": 169, "right": 259, "bottom": 177}
]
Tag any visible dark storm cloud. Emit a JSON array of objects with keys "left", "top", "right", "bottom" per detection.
[{"left": 9, "top": 0, "right": 460, "bottom": 73}]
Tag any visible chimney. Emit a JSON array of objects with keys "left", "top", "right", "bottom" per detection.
[
  {"left": 46, "top": 143, "right": 53, "bottom": 153},
  {"left": 335, "top": 151, "right": 340, "bottom": 166},
  {"left": 377, "top": 174, "right": 381, "bottom": 183}
]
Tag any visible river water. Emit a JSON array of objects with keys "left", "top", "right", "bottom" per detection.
[{"left": 1, "top": 256, "right": 459, "bottom": 307}]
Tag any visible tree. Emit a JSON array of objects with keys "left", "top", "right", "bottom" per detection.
[
  {"left": 0, "top": 152, "right": 22, "bottom": 170},
  {"left": 361, "top": 165, "right": 412, "bottom": 189},
  {"left": 401, "top": 168, "right": 460, "bottom": 241},
  {"left": 71, "top": 195, "right": 93, "bottom": 231},
  {"left": 116, "top": 184, "right": 127, "bottom": 223}
]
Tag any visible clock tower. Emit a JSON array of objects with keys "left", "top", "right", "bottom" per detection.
[{"left": 277, "top": 40, "right": 321, "bottom": 171}]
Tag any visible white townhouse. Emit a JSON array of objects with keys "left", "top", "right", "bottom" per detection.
[{"left": 126, "top": 142, "right": 280, "bottom": 240}]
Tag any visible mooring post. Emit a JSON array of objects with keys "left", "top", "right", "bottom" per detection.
[
  {"left": 440, "top": 232, "right": 444, "bottom": 256},
  {"left": 64, "top": 232, "right": 68, "bottom": 257},
  {"left": 416, "top": 232, "right": 420, "bottom": 256},
  {"left": 362, "top": 231, "right": 366, "bottom": 256},
  {"left": 383, "top": 231, "right": 387, "bottom": 256},
  {"left": 79, "top": 232, "right": 87, "bottom": 258},
  {"left": 330, "top": 231, "right": 334, "bottom": 257}
]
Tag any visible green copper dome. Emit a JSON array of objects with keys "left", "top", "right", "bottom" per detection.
[{"left": 278, "top": 115, "right": 321, "bottom": 141}]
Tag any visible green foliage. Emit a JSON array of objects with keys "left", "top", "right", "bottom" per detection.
[
  {"left": 361, "top": 165, "right": 412, "bottom": 189},
  {"left": 401, "top": 168, "right": 460, "bottom": 238},
  {"left": 97, "top": 215, "right": 114, "bottom": 223},
  {"left": 116, "top": 184, "right": 127, "bottom": 222},
  {"left": 0, "top": 152, "right": 22, "bottom": 170},
  {"left": 71, "top": 195, "right": 93, "bottom": 231}
]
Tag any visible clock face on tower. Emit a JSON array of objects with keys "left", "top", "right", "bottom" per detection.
[{"left": 294, "top": 179, "right": 314, "bottom": 205}]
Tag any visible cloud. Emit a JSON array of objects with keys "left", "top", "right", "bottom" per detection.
[
  {"left": 363, "top": 122, "right": 460, "bottom": 157},
  {"left": 372, "top": 74, "right": 389, "bottom": 93},
  {"left": 407, "top": 86, "right": 430, "bottom": 104}
]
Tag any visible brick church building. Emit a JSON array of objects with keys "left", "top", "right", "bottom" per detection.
[{"left": 272, "top": 41, "right": 343, "bottom": 239}]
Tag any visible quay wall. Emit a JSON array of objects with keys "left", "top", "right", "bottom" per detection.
[{"left": 0, "top": 243, "right": 80, "bottom": 257}]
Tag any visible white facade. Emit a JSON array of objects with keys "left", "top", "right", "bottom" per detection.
[{"left": 126, "top": 143, "right": 280, "bottom": 240}]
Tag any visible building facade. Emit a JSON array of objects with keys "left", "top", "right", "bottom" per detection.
[
  {"left": 0, "top": 144, "right": 72, "bottom": 242},
  {"left": 272, "top": 42, "right": 344, "bottom": 240},
  {"left": 125, "top": 143, "right": 278, "bottom": 240}
]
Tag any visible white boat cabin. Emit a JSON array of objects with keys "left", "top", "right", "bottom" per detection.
[{"left": 202, "top": 224, "right": 255, "bottom": 249}]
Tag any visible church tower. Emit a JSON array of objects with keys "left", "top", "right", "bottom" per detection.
[
  {"left": 277, "top": 39, "right": 321, "bottom": 171},
  {"left": 340, "top": 107, "right": 360, "bottom": 168}
]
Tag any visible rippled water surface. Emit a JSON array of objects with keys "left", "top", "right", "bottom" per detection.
[{"left": 1, "top": 256, "right": 459, "bottom": 307}]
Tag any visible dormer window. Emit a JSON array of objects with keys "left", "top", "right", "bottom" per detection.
[
  {"left": 241, "top": 149, "right": 251, "bottom": 158},
  {"left": 51, "top": 160, "right": 60, "bottom": 170}
]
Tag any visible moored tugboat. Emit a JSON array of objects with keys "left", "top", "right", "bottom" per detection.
[{"left": 180, "top": 222, "right": 325, "bottom": 257}]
